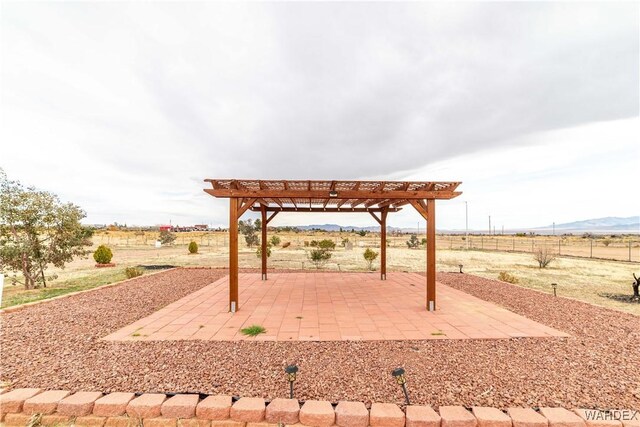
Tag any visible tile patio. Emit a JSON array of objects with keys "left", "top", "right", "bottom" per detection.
[{"left": 104, "top": 272, "right": 568, "bottom": 341}]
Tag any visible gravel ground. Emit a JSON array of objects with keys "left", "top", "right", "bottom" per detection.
[{"left": 1, "top": 268, "right": 638, "bottom": 409}]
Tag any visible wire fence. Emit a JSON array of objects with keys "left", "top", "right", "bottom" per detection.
[{"left": 92, "top": 231, "right": 640, "bottom": 263}]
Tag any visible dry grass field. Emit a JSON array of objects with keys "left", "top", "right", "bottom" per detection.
[{"left": 1, "top": 230, "right": 638, "bottom": 315}]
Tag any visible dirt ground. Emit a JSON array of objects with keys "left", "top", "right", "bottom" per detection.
[{"left": 1, "top": 268, "right": 638, "bottom": 409}]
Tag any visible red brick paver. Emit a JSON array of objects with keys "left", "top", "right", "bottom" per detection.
[
  {"left": 265, "top": 398, "right": 300, "bottom": 424},
  {"left": 104, "top": 273, "right": 568, "bottom": 342},
  {"left": 94, "top": 393, "right": 137, "bottom": 417},
  {"left": 144, "top": 417, "right": 178, "bottom": 427},
  {"left": 58, "top": 391, "right": 104, "bottom": 416},
  {"left": 370, "top": 403, "right": 405, "bottom": 427},
  {"left": 127, "top": 393, "right": 168, "bottom": 419},
  {"left": 75, "top": 415, "right": 108, "bottom": 427},
  {"left": 439, "top": 406, "right": 477, "bottom": 427},
  {"left": 539, "top": 408, "right": 586, "bottom": 427},
  {"left": 406, "top": 405, "right": 441, "bottom": 427},
  {"left": 230, "top": 397, "right": 265, "bottom": 423},
  {"left": 23, "top": 390, "right": 70, "bottom": 415},
  {"left": 335, "top": 401, "right": 369, "bottom": 427},
  {"left": 472, "top": 407, "right": 512, "bottom": 427},
  {"left": 507, "top": 408, "right": 548, "bottom": 427},
  {"left": 162, "top": 394, "right": 200, "bottom": 419},
  {"left": 196, "top": 395, "right": 233, "bottom": 420},
  {"left": 0, "top": 388, "right": 42, "bottom": 417},
  {"left": 299, "top": 400, "right": 335, "bottom": 427}
]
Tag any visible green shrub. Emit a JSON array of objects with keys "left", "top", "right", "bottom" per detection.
[
  {"left": 318, "top": 239, "right": 336, "bottom": 250},
  {"left": 93, "top": 245, "right": 113, "bottom": 264},
  {"left": 498, "top": 271, "right": 518, "bottom": 284},
  {"left": 256, "top": 243, "right": 272, "bottom": 258},
  {"left": 125, "top": 267, "right": 144, "bottom": 279},
  {"left": 159, "top": 230, "right": 176, "bottom": 245},
  {"left": 363, "top": 248, "right": 378, "bottom": 271},
  {"left": 188, "top": 241, "right": 198, "bottom": 254},
  {"left": 309, "top": 248, "right": 331, "bottom": 269},
  {"left": 270, "top": 235, "right": 281, "bottom": 246},
  {"left": 310, "top": 240, "right": 319, "bottom": 247},
  {"left": 406, "top": 234, "right": 419, "bottom": 249}
]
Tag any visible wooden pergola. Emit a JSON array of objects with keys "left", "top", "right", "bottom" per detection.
[{"left": 204, "top": 179, "right": 462, "bottom": 312}]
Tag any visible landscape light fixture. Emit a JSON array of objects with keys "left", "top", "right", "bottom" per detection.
[
  {"left": 458, "top": 264, "right": 463, "bottom": 274},
  {"left": 329, "top": 190, "right": 338, "bottom": 198},
  {"left": 391, "top": 367, "right": 410, "bottom": 405},
  {"left": 551, "top": 283, "right": 557, "bottom": 297},
  {"left": 285, "top": 364, "right": 298, "bottom": 399}
]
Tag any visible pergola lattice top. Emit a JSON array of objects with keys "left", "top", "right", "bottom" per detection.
[{"left": 204, "top": 179, "right": 462, "bottom": 212}]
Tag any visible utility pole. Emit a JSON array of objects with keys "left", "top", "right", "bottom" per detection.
[
  {"left": 465, "top": 202, "right": 469, "bottom": 249},
  {"left": 552, "top": 222, "right": 555, "bottom": 236}
]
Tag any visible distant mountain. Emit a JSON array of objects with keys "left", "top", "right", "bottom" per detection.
[
  {"left": 537, "top": 216, "right": 639, "bottom": 232},
  {"left": 283, "top": 224, "right": 402, "bottom": 232}
]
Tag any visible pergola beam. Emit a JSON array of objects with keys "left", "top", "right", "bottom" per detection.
[
  {"left": 205, "top": 188, "right": 461, "bottom": 200},
  {"left": 249, "top": 207, "right": 401, "bottom": 213}
]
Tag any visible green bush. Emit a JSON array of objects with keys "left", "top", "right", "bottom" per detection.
[
  {"left": 406, "top": 234, "right": 419, "bottom": 249},
  {"left": 318, "top": 239, "right": 336, "bottom": 250},
  {"left": 498, "top": 271, "right": 518, "bottom": 284},
  {"left": 93, "top": 245, "right": 113, "bottom": 264},
  {"left": 188, "top": 241, "right": 198, "bottom": 254},
  {"left": 363, "top": 248, "right": 379, "bottom": 271},
  {"left": 256, "top": 243, "right": 272, "bottom": 258},
  {"left": 309, "top": 248, "right": 331, "bottom": 269},
  {"left": 270, "top": 235, "right": 281, "bottom": 246},
  {"left": 159, "top": 230, "right": 176, "bottom": 245},
  {"left": 125, "top": 267, "right": 144, "bottom": 279}
]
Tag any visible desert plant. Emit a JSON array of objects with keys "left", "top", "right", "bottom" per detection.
[
  {"left": 240, "top": 324, "right": 266, "bottom": 337},
  {"left": 363, "top": 248, "right": 379, "bottom": 271},
  {"left": 256, "top": 243, "right": 272, "bottom": 258},
  {"left": 421, "top": 237, "right": 427, "bottom": 245},
  {"left": 239, "top": 219, "right": 260, "bottom": 247},
  {"left": 602, "top": 238, "right": 612, "bottom": 247},
  {"left": 534, "top": 247, "right": 556, "bottom": 268},
  {"left": 159, "top": 229, "right": 176, "bottom": 245},
  {"left": 188, "top": 241, "right": 198, "bottom": 254},
  {"left": 356, "top": 230, "right": 367, "bottom": 236},
  {"left": 282, "top": 241, "right": 291, "bottom": 248},
  {"left": 308, "top": 248, "right": 331, "bottom": 269},
  {"left": 125, "top": 266, "right": 144, "bottom": 279},
  {"left": 269, "top": 235, "right": 281, "bottom": 247},
  {"left": 309, "top": 240, "right": 319, "bottom": 247},
  {"left": 498, "top": 271, "right": 518, "bottom": 284},
  {"left": 318, "top": 239, "right": 336, "bottom": 251},
  {"left": 341, "top": 238, "right": 350, "bottom": 247},
  {"left": 93, "top": 245, "right": 113, "bottom": 264},
  {"left": 406, "top": 234, "right": 420, "bottom": 249}
]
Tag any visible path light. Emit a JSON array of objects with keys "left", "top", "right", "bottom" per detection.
[
  {"left": 551, "top": 283, "right": 557, "bottom": 297},
  {"left": 391, "top": 367, "right": 410, "bottom": 405},
  {"left": 459, "top": 264, "right": 463, "bottom": 274},
  {"left": 285, "top": 364, "right": 298, "bottom": 399}
]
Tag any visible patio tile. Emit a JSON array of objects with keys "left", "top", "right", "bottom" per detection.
[{"left": 104, "top": 272, "right": 568, "bottom": 342}]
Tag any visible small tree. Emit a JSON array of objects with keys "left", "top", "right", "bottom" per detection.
[
  {"left": 406, "top": 234, "right": 420, "bottom": 249},
  {"left": 363, "top": 248, "right": 378, "bottom": 271},
  {"left": 269, "top": 235, "right": 281, "bottom": 247},
  {"left": 159, "top": 230, "right": 176, "bottom": 245},
  {"left": 188, "top": 241, "right": 198, "bottom": 254},
  {"left": 0, "top": 171, "right": 93, "bottom": 289},
  {"left": 256, "top": 242, "right": 272, "bottom": 258},
  {"left": 239, "top": 219, "right": 259, "bottom": 248},
  {"left": 93, "top": 245, "right": 113, "bottom": 264},
  {"left": 308, "top": 248, "right": 331, "bottom": 269},
  {"left": 534, "top": 247, "right": 556, "bottom": 268}
]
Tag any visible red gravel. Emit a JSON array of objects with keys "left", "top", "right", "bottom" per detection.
[{"left": 1, "top": 268, "right": 638, "bottom": 409}]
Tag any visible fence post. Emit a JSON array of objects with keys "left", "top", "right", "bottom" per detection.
[
  {"left": 630, "top": 241, "right": 632, "bottom": 262},
  {"left": 481, "top": 236, "right": 484, "bottom": 249},
  {"left": 590, "top": 239, "right": 593, "bottom": 258},
  {"left": 512, "top": 238, "right": 515, "bottom": 251},
  {"left": 558, "top": 239, "right": 561, "bottom": 255},
  {"left": 531, "top": 239, "right": 534, "bottom": 252},
  {"left": 495, "top": 239, "right": 498, "bottom": 250}
]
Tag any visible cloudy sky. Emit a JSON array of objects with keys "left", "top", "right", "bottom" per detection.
[{"left": 1, "top": 2, "right": 638, "bottom": 231}]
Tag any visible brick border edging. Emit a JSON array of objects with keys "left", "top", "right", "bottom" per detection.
[
  {"left": 0, "top": 268, "right": 180, "bottom": 314},
  {"left": 0, "top": 389, "right": 637, "bottom": 427}
]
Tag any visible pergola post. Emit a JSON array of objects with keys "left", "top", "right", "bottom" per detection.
[
  {"left": 380, "top": 208, "right": 388, "bottom": 280},
  {"left": 426, "top": 199, "right": 436, "bottom": 311},
  {"left": 261, "top": 204, "right": 267, "bottom": 280},
  {"left": 229, "top": 198, "right": 239, "bottom": 312}
]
